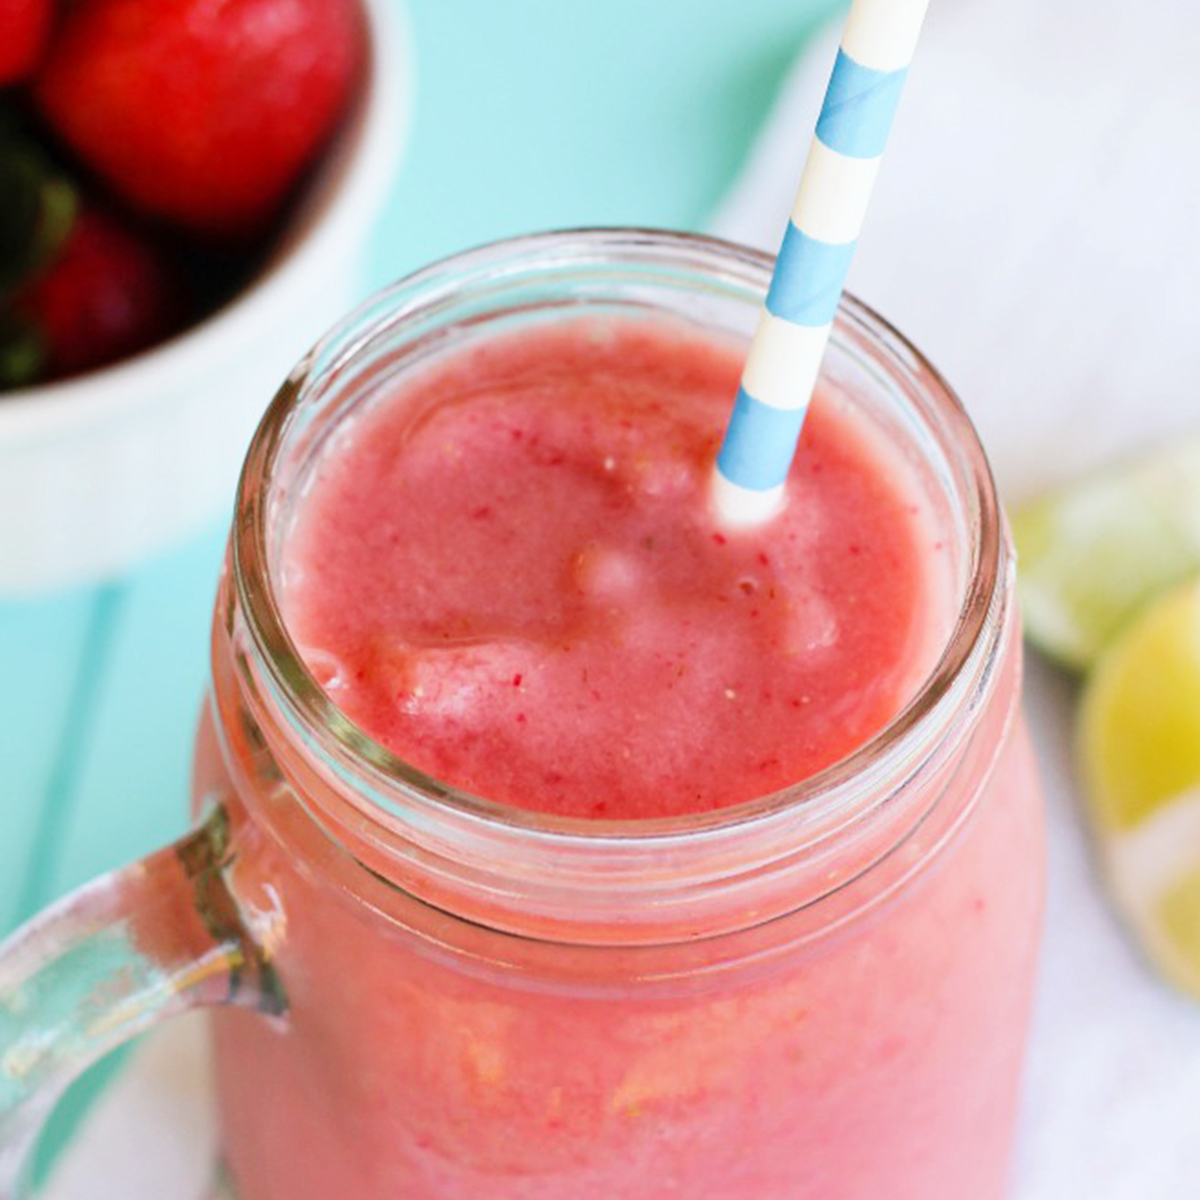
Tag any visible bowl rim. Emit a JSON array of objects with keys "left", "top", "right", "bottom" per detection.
[{"left": 0, "top": 0, "right": 413, "bottom": 445}]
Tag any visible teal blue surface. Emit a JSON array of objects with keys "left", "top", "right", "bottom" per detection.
[
  {"left": 371, "top": 1, "right": 836, "bottom": 278},
  {"left": 0, "top": 0, "right": 837, "bottom": 1172}
]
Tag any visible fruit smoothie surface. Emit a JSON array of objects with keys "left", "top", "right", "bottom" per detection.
[
  {"left": 213, "top": 307, "right": 1041, "bottom": 1200},
  {"left": 281, "top": 317, "right": 944, "bottom": 819}
]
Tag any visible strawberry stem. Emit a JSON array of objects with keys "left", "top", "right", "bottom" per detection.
[
  {"left": 0, "top": 311, "right": 47, "bottom": 389},
  {"left": 0, "top": 115, "right": 78, "bottom": 296}
]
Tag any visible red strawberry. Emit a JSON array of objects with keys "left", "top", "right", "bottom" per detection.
[
  {"left": 7, "top": 205, "right": 189, "bottom": 383},
  {"left": 31, "top": 0, "right": 365, "bottom": 238},
  {"left": 0, "top": 0, "right": 54, "bottom": 84}
]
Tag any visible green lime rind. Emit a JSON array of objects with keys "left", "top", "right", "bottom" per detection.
[{"left": 1012, "top": 434, "right": 1200, "bottom": 670}]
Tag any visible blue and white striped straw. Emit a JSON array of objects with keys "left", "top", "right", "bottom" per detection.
[{"left": 713, "top": 0, "right": 932, "bottom": 526}]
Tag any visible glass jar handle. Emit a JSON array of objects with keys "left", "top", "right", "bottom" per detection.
[{"left": 0, "top": 806, "right": 283, "bottom": 1197}]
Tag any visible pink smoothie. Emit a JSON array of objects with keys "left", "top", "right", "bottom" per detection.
[
  {"left": 203, "top": 311, "right": 1043, "bottom": 1200},
  {"left": 280, "top": 318, "right": 940, "bottom": 818}
]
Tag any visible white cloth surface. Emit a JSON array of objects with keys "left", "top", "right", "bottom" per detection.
[
  {"left": 46, "top": 1015, "right": 215, "bottom": 1199},
  {"left": 46, "top": 2, "right": 1200, "bottom": 1194}
]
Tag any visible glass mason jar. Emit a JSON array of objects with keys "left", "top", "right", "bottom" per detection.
[{"left": 0, "top": 231, "right": 1045, "bottom": 1200}]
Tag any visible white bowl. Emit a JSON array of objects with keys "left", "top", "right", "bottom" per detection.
[{"left": 0, "top": 0, "right": 413, "bottom": 594}]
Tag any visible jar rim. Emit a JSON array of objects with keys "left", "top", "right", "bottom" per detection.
[{"left": 230, "top": 227, "right": 1006, "bottom": 875}]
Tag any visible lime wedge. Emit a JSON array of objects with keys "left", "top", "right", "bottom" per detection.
[
  {"left": 1080, "top": 577, "right": 1200, "bottom": 996},
  {"left": 1012, "top": 434, "right": 1200, "bottom": 670}
]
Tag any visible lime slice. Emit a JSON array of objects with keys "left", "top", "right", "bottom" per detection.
[
  {"left": 1012, "top": 434, "right": 1200, "bottom": 670},
  {"left": 1079, "top": 577, "right": 1200, "bottom": 996}
]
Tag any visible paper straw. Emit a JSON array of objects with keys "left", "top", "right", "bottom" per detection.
[{"left": 712, "top": 0, "right": 932, "bottom": 526}]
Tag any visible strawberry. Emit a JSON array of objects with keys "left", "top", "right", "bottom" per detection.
[
  {"left": 4, "top": 204, "right": 190, "bottom": 386},
  {"left": 0, "top": 0, "right": 55, "bottom": 84},
  {"left": 31, "top": 0, "right": 366, "bottom": 239}
]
